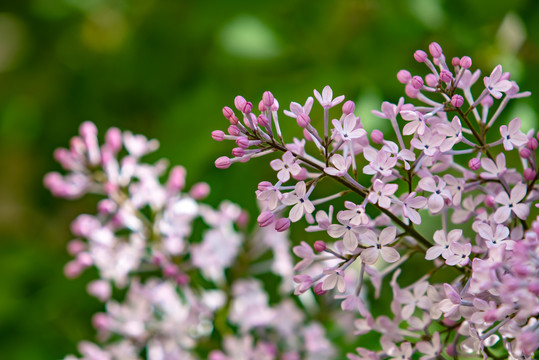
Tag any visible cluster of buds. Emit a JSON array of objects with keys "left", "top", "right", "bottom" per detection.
[
  {"left": 212, "top": 42, "right": 539, "bottom": 359},
  {"left": 45, "top": 122, "right": 338, "bottom": 360}
]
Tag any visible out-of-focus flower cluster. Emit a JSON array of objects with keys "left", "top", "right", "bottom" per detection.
[
  {"left": 45, "top": 122, "right": 337, "bottom": 360},
  {"left": 212, "top": 42, "right": 539, "bottom": 359}
]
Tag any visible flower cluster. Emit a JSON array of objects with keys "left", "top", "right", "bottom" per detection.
[
  {"left": 212, "top": 42, "right": 539, "bottom": 359},
  {"left": 45, "top": 122, "right": 337, "bottom": 360}
]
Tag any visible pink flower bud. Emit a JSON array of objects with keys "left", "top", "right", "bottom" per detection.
[
  {"left": 167, "top": 165, "right": 186, "bottom": 192},
  {"left": 228, "top": 125, "right": 240, "bottom": 136},
  {"left": 64, "top": 260, "right": 84, "bottom": 278},
  {"left": 237, "top": 211, "right": 249, "bottom": 227},
  {"left": 76, "top": 252, "right": 93, "bottom": 267},
  {"left": 263, "top": 91, "right": 275, "bottom": 108},
  {"left": 163, "top": 264, "right": 179, "bottom": 277},
  {"left": 232, "top": 147, "right": 244, "bottom": 157},
  {"left": 429, "top": 42, "right": 443, "bottom": 58},
  {"left": 175, "top": 273, "right": 190, "bottom": 286},
  {"left": 258, "top": 181, "right": 274, "bottom": 191},
  {"left": 439, "top": 70, "right": 453, "bottom": 83},
  {"left": 397, "top": 69, "right": 411, "bottom": 84},
  {"left": 524, "top": 168, "right": 536, "bottom": 181},
  {"left": 105, "top": 127, "right": 122, "bottom": 153},
  {"left": 222, "top": 106, "right": 235, "bottom": 120},
  {"left": 520, "top": 148, "right": 531, "bottom": 159},
  {"left": 342, "top": 100, "right": 355, "bottom": 115},
  {"left": 460, "top": 56, "right": 472, "bottom": 69},
  {"left": 313, "top": 282, "right": 327, "bottom": 295},
  {"left": 236, "top": 136, "right": 250, "bottom": 148},
  {"left": 79, "top": 121, "right": 97, "bottom": 138},
  {"left": 292, "top": 167, "right": 308, "bottom": 181},
  {"left": 303, "top": 128, "right": 313, "bottom": 142},
  {"left": 296, "top": 113, "right": 311, "bottom": 128},
  {"left": 414, "top": 50, "right": 428, "bottom": 62},
  {"left": 484, "top": 195, "right": 496, "bottom": 207},
  {"left": 234, "top": 96, "right": 246, "bottom": 112},
  {"left": 371, "top": 129, "right": 384, "bottom": 144},
  {"left": 405, "top": 84, "right": 419, "bottom": 98},
  {"left": 425, "top": 73, "right": 438, "bottom": 87},
  {"left": 92, "top": 313, "right": 110, "bottom": 331},
  {"left": 451, "top": 94, "right": 464, "bottom": 107},
  {"left": 257, "top": 211, "right": 274, "bottom": 227},
  {"left": 481, "top": 95, "right": 494, "bottom": 107},
  {"left": 190, "top": 182, "right": 210, "bottom": 199},
  {"left": 242, "top": 101, "right": 253, "bottom": 114},
  {"left": 468, "top": 157, "right": 481, "bottom": 171},
  {"left": 258, "top": 114, "right": 269, "bottom": 127},
  {"left": 67, "top": 239, "right": 85, "bottom": 255},
  {"left": 211, "top": 130, "right": 225, "bottom": 141},
  {"left": 215, "top": 156, "right": 231, "bottom": 169},
  {"left": 411, "top": 76, "right": 424, "bottom": 89},
  {"left": 87, "top": 280, "right": 111, "bottom": 302},
  {"left": 451, "top": 57, "right": 460, "bottom": 67},
  {"left": 313, "top": 240, "right": 326, "bottom": 252},
  {"left": 97, "top": 199, "right": 117, "bottom": 214},
  {"left": 527, "top": 137, "right": 538, "bottom": 150},
  {"left": 258, "top": 100, "right": 267, "bottom": 112},
  {"left": 275, "top": 217, "right": 290, "bottom": 232}
]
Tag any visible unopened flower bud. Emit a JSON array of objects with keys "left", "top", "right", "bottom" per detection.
[
  {"left": 228, "top": 125, "right": 240, "bottom": 136},
  {"left": 275, "top": 218, "right": 290, "bottom": 232},
  {"left": 405, "top": 84, "right": 419, "bottom": 98},
  {"left": 190, "top": 182, "right": 210, "bottom": 199},
  {"left": 97, "top": 199, "right": 117, "bottom": 214},
  {"left": 371, "top": 129, "right": 384, "bottom": 144},
  {"left": 460, "top": 56, "right": 472, "bottom": 69},
  {"left": 80, "top": 121, "right": 97, "bottom": 138},
  {"left": 163, "top": 264, "right": 179, "bottom": 277},
  {"left": 92, "top": 313, "right": 110, "bottom": 331},
  {"left": 440, "top": 70, "right": 453, "bottom": 83},
  {"left": 263, "top": 91, "right": 275, "bottom": 108},
  {"left": 222, "top": 106, "right": 235, "bottom": 120},
  {"left": 397, "top": 70, "right": 411, "bottom": 84},
  {"left": 105, "top": 127, "right": 122, "bottom": 153},
  {"left": 232, "top": 147, "right": 245, "bottom": 157},
  {"left": 425, "top": 74, "right": 438, "bottom": 87},
  {"left": 451, "top": 57, "right": 460, "bottom": 67},
  {"left": 67, "top": 239, "right": 85, "bottom": 255},
  {"left": 258, "top": 114, "right": 270, "bottom": 127},
  {"left": 524, "top": 168, "right": 536, "bottom": 181},
  {"left": 527, "top": 137, "right": 538, "bottom": 150},
  {"left": 175, "top": 273, "right": 190, "bottom": 286},
  {"left": 429, "top": 42, "right": 443, "bottom": 58},
  {"left": 257, "top": 211, "right": 274, "bottom": 227},
  {"left": 296, "top": 113, "right": 311, "bottom": 128},
  {"left": 520, "top": 147, "right": 531, "bottom": 159},
  {"left": 468, "top": 157, "right": 481, "bottom": 171},
  {"left": 87, "top": 280, "right": 111, "bottom": 302},
  {"left": 414, "top": 50, "right": 428, "bottom": 62},
  {"left": 451, "top": 94, "right": 464, "bottom": 107},
  {"left": 236, "top": 136, "right": 250, "bottom": 148},
  {"left": 313, "top": 282, "right": 327, "bottom": 295},
  {"left": 342, "top": 100, "right": 355, "bottom": 115},
  {"left": 258, "top": 181, "right": 273, "bottom": 191},
  {"left": 292, "top": 167, "right": 308, "bottom": 181},
  {"left": 411, "top": 76, "right": 424, "bottom": 89},
  {"left": 258, "top": 100, "right": 266, "bottom": 112},
  {"left": 215, "top": 156, "right": 231, "bottom": 169},
  {"left": 313, "top": 240, "right": 326, "bottom": 252},
  {"left": 211, "top": 130, "right": 225, "bottom": 141},
  {"left": 481, "top": 95, "right": 493, "bottom": 107},
  {"left": 242, "top": 102, "right": 253, "bottom": 114},
  {"left": 484, "top": 195, "right": 496, "bottom": 207},
  {"left": 64, "top": 260, "right": 84, "bottom": 278},
  {"left": 446, "top": 344, "right": 456, "bottom": 357},
  {"left": 234, "top": 96, "right": 246, "bottom": 112}
]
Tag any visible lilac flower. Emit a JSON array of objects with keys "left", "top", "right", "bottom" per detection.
[
  {"left": 360, "top": 227, "right": 400, "bottom": 265},
  {"left": 411, "top": 127, "right": 445, "bottom": 157},
  {"left": 324, "top": 154, "right": 352, "bottom": 176},
  {"left": 494, "top": 183, "right": 529, "bottom": 223},
  {"left": 292, "top": 241, "right": 315, "bottom": 271},
  {"left": 363, "top": 148, "right": 397, "bottom": 177},
  {"left": 371, "top": 98, "right": 405, "bottom": 120},
  {"left": 327, "top": 218, "right": 362, "bottom": 251},
  {"left": 398, "top": 281, "right": 430, "bottom": 319},
  {"left": 416, "top": 332, "right": 442, "bottom": 360},
  {"left": 418, "top": 176, "right": 451, "bottom": 213},
  {"left": 332, "top": 114, "right": 367, "bottom": 141},
  {"left": 426, "top": 229, "right": 462, "bottom": 261},
  {"left": 314, "top": 85, "right": 345, "bottom": 109},
  {"left": 438, "top": 116, "right": 463, "bottom": 152},
  {"left": 500, "top": 117, "right": 528, "bottom": 151},
  {"left": 445, "top": 241, "right": 471, "bottom": 266},
  {"left": 282, "top": 181, "right": 315, "bottom": 222},
  {"left": 480, "top": 153, "right": 506, "bottom": 179},
  {"left": 270, "top": 151, "right": 302, "bottom": 182},
  {"left": 339, "top": 201, "right": 369, "bottom": 226},
  {"left": 476, "top": 223, "right": 513, "bottom": 249},
  {"left": 367, "top": 179, "right": 398, "bottom": 209},
  {"left": 443, "top": 174, "right": 465, "bottom": 206},
  {"left": 484, "top": 65, "right": 514, "bottom": 99},
  {"left": 283, "top": 97, "right": 314, "bottom": 118},
  {"left": 402, "top": 192, "right": 427, "bottom": 225},
  {"left": 322, "top": 268, "right": 346, "bottom": 292},
  {"left": 401, "top": 110, "right": 427, "bottom": 136},
  {"left": 382, "top": 141, "right": 416, "bottom": 170}
]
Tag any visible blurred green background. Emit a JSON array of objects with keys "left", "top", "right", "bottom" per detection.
[{"left": 1, "top": 0, "right": 539, "bottom": 358}]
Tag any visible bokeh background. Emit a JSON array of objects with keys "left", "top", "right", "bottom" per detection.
[{"left": 1, "top": 0, "right": 539, "bottom": 358}]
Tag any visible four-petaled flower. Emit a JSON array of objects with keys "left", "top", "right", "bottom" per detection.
[
  {"left": 480, "top": 153, "right": 506, "bottom": 179},
  {"left": 401, "top": 110, "right": 427, "bottom": 136},
  {"left": 332, "top": 114, "right": 366, "bottom": 142},
  {"left": 283, "top": 97, "right": 314, "bottom": 118},
  {"left": 314, "top": 85, "right": 345, "bottom": 109},
  {"left": 367, "top": 179, "right": 398, "bottom": 209},
  {"left": 418, "top": 176, "right": 451, "bottom": 214},
  {"left": 484, "top": 65, "right": 513, "bottom": 99},
  {"left": 499, "top": 117, "right": 528, "bottom": 151},
  {"left": 363, "top": 148, "right": 397, "bottom": 177},
  {"left": 425, "top": 229, "right": 463, "bottom": 261},
  {"left": 493, "top": 183, "right": 529, "bottom": 223},
  {"left": 360, "top": 227, "right": 400, "bottom": 265},
  {"left": 324, "top": 154, "right": 352, "bottom": 176},
  {"left": 282, "top": 181, "right": 315, "bottom": 222},
  {"left": 270, "top": 151, "right": 302, "bottom": 182}
]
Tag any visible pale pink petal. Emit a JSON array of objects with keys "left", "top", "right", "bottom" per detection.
[
  {"left": 381, "top": 247, "right": 400, "bottom": 263},
  {"left": 512, "top": 203, "right": 530, "bottom": 220},
  {"left": 361, "top": 247, "right": 379, "bottom": 265},
  {"left": 493, "top": 206, "right": 511, "bottom": 223}
]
